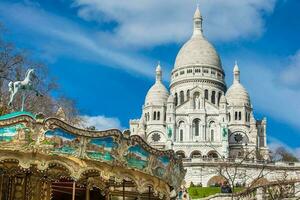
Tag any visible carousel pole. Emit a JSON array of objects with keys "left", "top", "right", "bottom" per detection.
[
  {"left": 72, "top": 181, "right": 76, "bottom": 200},
  {"left": 85, "top": 184, "right": 90, "bottom": 200},
  {"left": 122, "top": 180, "right": 125, "bottom": 200},
  {"left": 21, "top": 92, "right": 25, "bottom": 111}
]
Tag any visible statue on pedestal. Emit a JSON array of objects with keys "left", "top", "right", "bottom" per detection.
[{"left": 194, "top": 95, "right": 200, "bottom": 109}]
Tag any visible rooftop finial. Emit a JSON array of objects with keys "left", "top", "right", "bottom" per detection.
[
  {"left": 193, "top": 4, "right": 203, "bottom": 37},
  {"left": 233, "top": 61, "right": 240, "bottom": 83},
  {"left": 156, "top": 62, "right": 162, "bottom": 82}
]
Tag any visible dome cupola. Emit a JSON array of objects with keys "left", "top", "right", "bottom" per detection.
[
  {"left": 170, "top": 6, "right": 226, "bottom": 92},
  {"left": 145, "top": 63, "right": 169, "bottom": 106},
  {"left": 226, "top": 62, "right": 251, "bottom": 106}
]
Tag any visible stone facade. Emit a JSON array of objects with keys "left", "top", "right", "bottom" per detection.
[{"left": 130, "top": 7, "right": 269, "bottom": 163}]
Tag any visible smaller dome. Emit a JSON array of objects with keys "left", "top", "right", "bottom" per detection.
[
  {"left": 226, "top": 83, "right": 250, "bottom": 106},
  {"left": 145, "top": 63, "right": 169, "bottom": 106},
  {"left": 226, "top": 62, "right": 250, "bottom": 106}
]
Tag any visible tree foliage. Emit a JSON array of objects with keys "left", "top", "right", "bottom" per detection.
[
  {"left": 0, "top": 23, "right": 80, "bottom": 124},
  {"left": 272, "top": 146, "right": 299, "bottom": 163}
]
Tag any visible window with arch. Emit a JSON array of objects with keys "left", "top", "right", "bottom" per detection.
[
  {"left": 190, "top": 151, "right": 201, "bottom": 158},
  {"left": 239, "top": 112, "right": 242, "bottom": 120},
  {"left": 235, "top": 112, "right": 238, "bottom": 120},
  {"left": 175, "top": 93, "right": 178, "bottom": 106},
  {"left": 228, "top": 113, "right": 231, "bottom": 122},
  {"left": 211, "top": 91, "right": 216, "bottom": 104},
  {"left": 180, "top": 130, "right": 183, "bottom": 141},
  {"left": 180, "top": 91, "right": 184, "bottom": 104},
  {"left": 176, "top": 151, "right": 186, "bottom": 158},
  {"left": 218, "top": 92, "right": 222, "bottom": 105},
  {"left": 209, "top": 121, "right": 216, "bottom": 142},
  {"left": 157, "top": 111, "right": 160, "bottom": 120},
  {"left": 248, "top": 113, "right": 251, "bottom": 122},
  {"left": 187, "top": 90, "right": 190, "bottom": 100},
  {"left": 192, "top": 118, "right": 200, "bottom": 137},
  {"left": 205, "top": 89, "right": 209, "bottom": 100},
  {"left": 178, "top": 121, "right": 185, "bottom": 142},
  {"left": 211, "top": 129, "right": 214, "bottom": 142},
  {"left": 153, "top": 111, "right": 156, "bottom": 120}
]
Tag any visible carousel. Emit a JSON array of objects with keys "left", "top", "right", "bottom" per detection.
[
  {"left": 0, "top": 111, "right": 185, "bottom": 200},
  {"left": 0, "top": 69, "right": 185, "bottom": 200}
]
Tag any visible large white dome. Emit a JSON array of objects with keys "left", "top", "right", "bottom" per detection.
[
  {"left": 170, "top": 6, "right": 226, "bottom": 92},
  {"left": 174, "top": 35, "right": 222, "bottom": 70}
]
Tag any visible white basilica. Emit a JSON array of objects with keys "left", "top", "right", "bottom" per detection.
[{"left": 130, "top": 7, "right": 269, "bottom": 161}]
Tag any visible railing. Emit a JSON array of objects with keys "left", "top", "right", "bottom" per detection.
[{"left": 181, "top": 157, "right": 300, "bottom": 167}]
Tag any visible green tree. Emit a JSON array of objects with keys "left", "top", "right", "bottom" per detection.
[{"left": 0, "top": 23, "right": 80, "bottom": 124}]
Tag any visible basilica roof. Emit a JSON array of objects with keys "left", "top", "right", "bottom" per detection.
[
  {"left": 174, "top": 35, "right": 222, "bottom": 70},
  {"left": 145, "top": 63, "right": 169, "bottom": 106},
  {"left": 174, "top": 7, "right": 222, "bottom": 70}
]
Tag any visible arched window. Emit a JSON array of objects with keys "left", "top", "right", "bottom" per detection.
[
  {"left": 228, "top": 113, "right": 231, "bottom": 122},
  {"left": 180, "top": 91, "right": 184, "bottom": 104},
  {"left": 180, "top": 130, "right": 183, "bottom": 141},
  {"left": 211, "top": 91, "right": 216, "bottom": 104},
  {"left": 205, "top": 89, "right": 209, "bottom": 100},
  {"left": 187, "top": 90, "right": 190, "bottom": 100},
  {"left": 175, "top": 93, "right": 178, "bottom": 106},
  {"left": 176, "top": 151, "right": 186, "bottom": 158},
  {"left": 239, "top": 112, "right": 242, "bottom": 120},
  {"left": 207, "top": 151, "right": 219, "bottom": 158},
  {"left": 248, "top": 113, "right": 251, "bottom": 122},
  {"left": 218, "top": 92, "right": 222, "bottom": 105},
  {"left": 157, "top": 111, "right": 160, "bottom": 120},
  {"left": 153, "top": 111, "right": 156, "bottom": 120},
  {"left": 235, "top": 112, "right": 238, "bottom": 120},
  {"left": 192, "top": 118, "right": 200, "bottom": 137},
  {"left": 211, "top": 130, "right": 214, "bottom": 142},
  {"left": 209, "top": 121, "right": 216, "bottom": 142},
  {"left": 190, "top": 151, "right": 201, "bottom": 158},
  {"left": 178, "top": 121, "right": 185, "bottom": 142}
]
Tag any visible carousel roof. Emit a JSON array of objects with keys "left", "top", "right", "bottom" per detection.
[{"left": 0, "top": 111, "right": 186, "bottom": 199}]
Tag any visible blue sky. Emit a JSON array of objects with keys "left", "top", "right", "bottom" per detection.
[{"left": 0, "top": 0, "right": 299, "bottom": 156}]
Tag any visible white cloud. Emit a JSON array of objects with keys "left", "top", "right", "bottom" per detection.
[
  {"left": 81, "top": 115, "right": 124, "bottom": 130},
  {"left": 0, "top": 2, "right": 155, "bottom": 77},
  {"left": 268, "top": 137, "right": 300, "bottom": 159},
  {"left": 73, "top": 0, "right": 276, "bottom": 47},
  {"left": 279, "top": 50, "right": 300, "bottom": 89}
]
